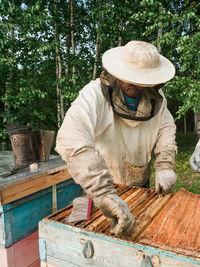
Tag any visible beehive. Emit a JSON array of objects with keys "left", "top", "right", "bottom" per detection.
[
  {"left": 39, "top": 185, "right": 200, "bottom": 267},
  {"left": 0, "top": 152, "right": 82, "bottom": 267},
  {"left": 50, "top": 184, "right": 173, "bottom": 241}
]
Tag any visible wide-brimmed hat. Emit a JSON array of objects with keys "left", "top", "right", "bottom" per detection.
[{"left": 102, "top": 41, "right": 175, "bottom": 87}]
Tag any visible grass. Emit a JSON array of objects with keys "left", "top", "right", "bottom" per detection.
[{"left": 150, "top": 131, "right": 200, "bottom": 194}]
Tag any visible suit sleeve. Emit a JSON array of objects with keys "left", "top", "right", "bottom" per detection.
[{"left": 55, "top": 81, "right": 116, "bottom": 199}]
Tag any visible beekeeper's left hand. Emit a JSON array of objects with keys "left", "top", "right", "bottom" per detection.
[{"left": 155, "top": 169, "right": 177, "bottom": 194}]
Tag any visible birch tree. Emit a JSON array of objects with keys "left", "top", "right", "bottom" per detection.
[
  {"left": 0, "top": 0, "right": 199, "bottom": 147},
  {"left": 54, "top": 0, "right": 64, "bottom": 127},
  {"left": 70, "top": 0, "right": 76, "bottom": 86},
  {"left": 92, "top": 9, "right": 103, "bottom": 80}
]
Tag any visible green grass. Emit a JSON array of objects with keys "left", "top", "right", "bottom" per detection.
[{"left": 150, "top": 132, "right": 200, "bottom": 194}]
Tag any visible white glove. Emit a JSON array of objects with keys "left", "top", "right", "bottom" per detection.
[
  {"left": 190, "top": 146, "right": 200, "bottom": 172},
  {"left": 155, "top": 169, "right": 177, "bottom": 194},
  {"left": 94, "top": 194, "right": 135, "bottom": 237}
]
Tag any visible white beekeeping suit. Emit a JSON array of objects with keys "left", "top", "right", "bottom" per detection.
[{"left": 56, "top": 41, "right": 177, "bottom": 237}]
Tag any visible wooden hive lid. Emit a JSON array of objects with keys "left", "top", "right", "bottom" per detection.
[{"left": 138, "top": 187, "right": 200, "bottom": 259}]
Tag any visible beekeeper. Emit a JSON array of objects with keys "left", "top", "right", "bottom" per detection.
[
  {"left": 190, "top": 138, "right": 200, "bottom": 172},
  {"left": 55, "top": 41, "right": 177, "bottom": 237}
]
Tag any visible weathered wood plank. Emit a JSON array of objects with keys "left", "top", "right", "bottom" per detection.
[
  {"left": 39, "top": 221, "right": 200, "bottom": 267},
  {"left": 0, "top": 168, "right": 71, "bottom": 205},
  {"left": 0, "top": 179, "right": 82, "bottom": 247},
  {"left": 46, "top": 256, "right": 87, "bottom": 267},
  {"left": 28, "top": 259, "right": 40, "bottom": 267},
  {"left": 40, "top": 261, "right": 57, "bottom": 267},
  {"left": 67, "top": 187, "right": 172, "bottom": 239},
  {"left": 131, "top": 194, "right": 173, "bottom": 240},
  {"left": 0, "top": 154, "right": 67, "bottom": 189},
  {"left": 0, "top": 231, "right": 39, "bottom": 267},
  {"left": 0, "top": 206, "right": 13, "bottom": 248},
  {"left": 39, "top": 186, "right": 200, "bottom": 266},
  {"left": 29, "top": 259, "right": 40, "bottom": 267},
  {"left": 39, "top": 221, "right": 144, "bottom": 267},
  {"left": 0, "top": 243, "right": 14, "bottom": 267},
  {"left": 139, "top": 188, "right": 200, "bottom": 258},
  {"left": 40, "top": 262, "right": 47, "bottom": 267}
]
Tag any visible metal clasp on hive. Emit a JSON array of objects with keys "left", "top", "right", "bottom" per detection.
[
  {"left": 141, "top": 255, "right": 153, "bottom": 267},
  {"left": 80, "top": 238, "right": 94, "bottom": 259}
]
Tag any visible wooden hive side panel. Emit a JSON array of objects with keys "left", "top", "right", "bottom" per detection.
[
  {"left": 0, "top": 179, "right": 82, "bottom": 247},
  {"left": 39, "top": 220, "right": 200, "bottom": 267},
  {"left": 0, "top": 231, "right": 39, "bottom": 267}
]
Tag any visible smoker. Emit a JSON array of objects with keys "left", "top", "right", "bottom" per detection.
[{"left": 6, "top": 123, "right": 55, "bottom": 168}]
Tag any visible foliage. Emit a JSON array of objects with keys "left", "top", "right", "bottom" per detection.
[{"left": 0, "top": 0, "right": 199, "bottom": 147}]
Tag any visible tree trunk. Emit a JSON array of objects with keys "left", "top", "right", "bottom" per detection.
[
  {"left": 3, "top": 2, "right": 15, "bottom": 150},
  {"left": 54, "top": 0, "right": 64, "bottom": 127},
  {"left": 92, "top": 1, "right": 105, "bottom": 80},
  {"left": 4, "top": 3, "right": 15, "bottom": 122},
  {"left": 157, "top": 5, "right": 163, "bottom": 53},
  {"left": 70, "top": 0, "right": 76, "bottom": 86},
  {"left": 65, "top": 1, "right": 70, "bottom": 82},
  {"left": 184, "top": 116, "right": 187, "bottom": 135},
  {"left": 110, "top": 40, "right": 114, "bottom": 48},
  {"left": 64, "top": 1, "right": 71, "bottom": 109},
  {"left": 92, "top": 33, "right": 100, "bottom": 80},
  {"left": 194, "top": 112, "right": 200, "bottom": 137},
  {"left": 118, "top": 20, "right": 123, "bottom": 46}
]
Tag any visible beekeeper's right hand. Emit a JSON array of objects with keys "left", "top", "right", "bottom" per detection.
[
  {"left": 94, "top": 194, "right": 135, "bottom": 237},
  {"left": 63, "top": 148, "right": 135, "bottom": 237}
]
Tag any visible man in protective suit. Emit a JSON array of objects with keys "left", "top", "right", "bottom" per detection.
[{"left": 55, "top": 40, "right": 177, "bottom": 237}]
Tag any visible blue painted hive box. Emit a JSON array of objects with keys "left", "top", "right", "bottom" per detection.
[
  {"left": 0, "top": 178, "right": 82, "bottom": 248},
  {"left": 39, "top": 185, "right": 200, "bottom": 267},
  {"left": 0, "top": 152, "right": 83, "bottom": 248}
]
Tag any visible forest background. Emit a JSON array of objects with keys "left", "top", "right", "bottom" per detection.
[{"left": 0, "top": 0, "right": 199, "bottom": 192}]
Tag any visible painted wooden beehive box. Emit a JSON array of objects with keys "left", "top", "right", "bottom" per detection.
[
  {"left": 0, "top": 153, "right": 82, "bottom": 267},
  {"left": 39, "top": 185, "right": 200, "bottom": 267},
  {"left": 0, "top": 178, "right": 82, "bottom": 248}
]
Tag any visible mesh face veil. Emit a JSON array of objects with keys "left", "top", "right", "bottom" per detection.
[
  {"left": 100, "top": 69, "right": 164, "bottom": 121},
  {"left": 107, "top": 85, "right": 164, "bottom": 121}
]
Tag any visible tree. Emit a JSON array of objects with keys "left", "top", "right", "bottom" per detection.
[{"left": 0, "top": 0, "right": 199, "bottom": 149}]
